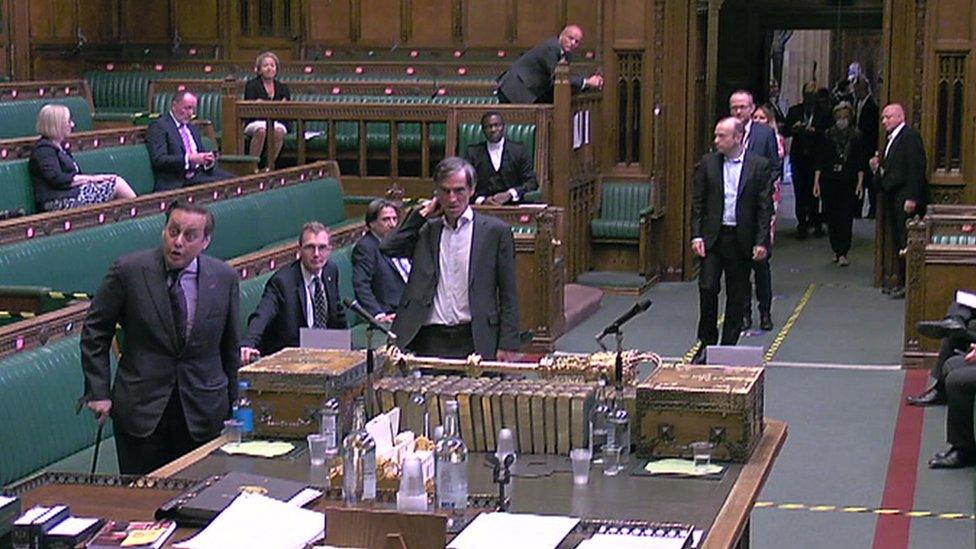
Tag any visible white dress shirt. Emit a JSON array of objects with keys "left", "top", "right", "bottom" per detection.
[
  {"left": 300, "top": 264, "right": 326, "bottom": 328},
  {"left": 884, "top": 122, "right": 906, "bottom": 159},
  {"left": 722, "top": 151, "right": 745, "bottom": 226},
  {"left": 427, "top": 207, "right": 474, "bottom": 326}
]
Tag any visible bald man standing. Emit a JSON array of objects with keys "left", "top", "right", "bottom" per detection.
[
  {"left": 869, "top": 104, "right": 928, "bottom": 299},
  {"left": 496, "top": 25, "right": 603, "bottom": 104},
  {"left": 689, "top": 118, "right": 773, "bottom": 363}
]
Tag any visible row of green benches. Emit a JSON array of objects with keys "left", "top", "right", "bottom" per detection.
[
  {"left": 0, "top": 174, "right": 383, "bottom": 485},
  {"left": 0, "top": 120, "right": 536, "bottom": 217},
  {"left": 86, "top": 70, "right": 497, "bottom": 120}
]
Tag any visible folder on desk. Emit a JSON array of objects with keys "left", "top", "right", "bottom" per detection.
[{"left": 155, "top": 471, "right": 321, "bottom": 527}]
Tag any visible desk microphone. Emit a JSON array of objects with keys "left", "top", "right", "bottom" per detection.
[
  {"left": 595, "top": 299, "right": 652, "bottom": 340},
  {"left": 342, "top": 298, "right": 398, "bottom": 341}
]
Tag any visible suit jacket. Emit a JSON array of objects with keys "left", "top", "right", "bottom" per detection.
[
  {"left": 81, "top": 248, "right": 240, "bottom": 440},
  {"left": 380, "top": 209, "right": 520, "bottom": 358},
  {"left": 29, "top": 137, "right": 81, "bottom": 206},
  {"left": 241, "top": 260, "right": 347, "bottom": 357},
  {"left": 878, "top": 125, "right": 928, "bottom": 212},
  {"left": 243, "top": 77, "right": 292, "bottom": 129},
  {"left": 464, "top": 140, "right": 539, "bottom": 201},
  {"left": 784, "top": 103, "right": 832, "bottom": 163},
  {"left": 691, "top": 151, "right": 773, "bottom": 256},
  {"left": 745, "top": 121, "right": 782, "bottom": 185},
  {"left": 352, "top": 232, "right": 407, "bottom": 316},
  {"left": 496, "top": 37, "right": 584, "bottom": 104},
  {"left": 146, "top": 114, "right": 213, "bottom": 192}
]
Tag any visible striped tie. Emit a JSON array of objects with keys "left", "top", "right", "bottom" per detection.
[{"left": 312, "top": 276, "right": 328, "bottom": 328}]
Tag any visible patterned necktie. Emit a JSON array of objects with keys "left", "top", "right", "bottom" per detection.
[
  {"left": 178, "top": 124, "right": 196, "bottom": 179},
  {"left": 169, "top": 270, "right": 187, "bottom": 346},
  {"left": 312, "top": 276, "right": 328, "bottom": 328}
]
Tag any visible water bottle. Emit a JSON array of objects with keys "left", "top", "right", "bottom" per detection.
[
  {"left": 319, "top": 398, "right": 340, "bottom": 460},
  {"left": 342, "top": 398, "right": 377, "bottom": 504},
  {"left": 588, "top": 378, "right": 610, "bottom": 463},
  {"left": 435, "top": 400, "right": 468, "bottom": 529},
  {"left": 233, "top": 380, "right": 254, "bottom": 441}
]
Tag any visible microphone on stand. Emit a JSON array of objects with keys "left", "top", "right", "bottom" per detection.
[
  {"left": 595, "top": 299, "right": 652, "bottom": 341},
  {"left": 342, "top": 298, "right": 398, "bottom": 341}
]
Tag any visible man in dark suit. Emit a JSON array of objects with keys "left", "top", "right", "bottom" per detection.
[
  {"left": 463, "top": 111, "right": 539, "bottom": 205},
  {"left": 240, "top": 222, "right": 347, "bottom": 364},
  {"left": 853, "top": 78, "right": 879, "bottom": 218},
  {"left": 730, "top": 90, "right": 780, "bottom": 332},
  {"left": 785, "top": 82, "right": 832, "bottom": 239},
  {"left": 690, "top": 118, "right": 773, "bottom": 363},
  {"left": 496, "top": 25, "right": 603, "bottom": 104},
  {"left": 906, "top": 297, "right": 976, "bottom": 407},
  {"left": 146, "top": 91, "right": 234, "bottom": 192},
  {"left": 926, "top": 350, "right": 976, "bottom": 468},
  {"left": 381, "top": 157, "right": 520, "bottom": 360},
  {"left": 353, "top": 199, "right": 409, "bottom": 323},
  {"left": 869, "top": 103, "right": 928, "bottom": 299},
  {"left": 80, "top": 200, "right": 240, "bottom": 475}
]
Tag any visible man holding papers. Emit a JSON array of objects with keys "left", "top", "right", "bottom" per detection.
[{"left": 240, "top": 222, "right": 347, "bottom": 364}]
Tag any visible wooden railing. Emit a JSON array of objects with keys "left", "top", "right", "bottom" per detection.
[
  {"left": 0, "top": 79, "right": 93, "bottom": 108},
  {"left": 223, "top": 99, "right": 552, "bottom": 198},
  {"left": 903, "top": 205, "right": 976, "bottom": 368},
  {"left": 551, "top": 62, "right": 603, "bottom": 280}
]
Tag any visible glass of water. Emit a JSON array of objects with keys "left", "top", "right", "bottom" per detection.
[
  {"left": 690, "top": 441, "right": 714, "bottom": 472},
  {"left": 602, "top": 445, "right": 622, "bottom": 476},
  {"left": 569, "top": 448, "right": 592, "bottom": 485}
]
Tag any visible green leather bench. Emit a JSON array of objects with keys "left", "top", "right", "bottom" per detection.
[
  {"left": 0, "top": 144, "right": 158, "bottom": 215},
  {"left": 590, "top": 182, "right": 654, "bottom": 240},
  {"left": 0, "top": 97, "right": 94, "bottom": 139},
  {"left": 0, "top": 177, "right": 348, "bottom": 295},
  {"left": 0, "top": 334, "right": 115, "bottom": 486}
]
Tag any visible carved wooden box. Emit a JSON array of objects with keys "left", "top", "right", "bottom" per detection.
[
  {"left": 634, "top": 364, "right": 764, "bottom": 462},
  {"left": 239, "top": 347, "right": 367, "bottom": 438}
]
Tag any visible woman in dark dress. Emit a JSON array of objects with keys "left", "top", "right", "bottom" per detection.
[
  {"left": 29, "top": 104, "right": 136, "bottom": 212},
  {"left": 244, "top": 51, "right": 291, "bottom": 166},
  {"left": 814, "top": 102, "right": 865, "bottom": 266}
]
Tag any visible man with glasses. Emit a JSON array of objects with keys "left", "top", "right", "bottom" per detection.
[
  {"left": 240, "top": 222, "right": 347, "bottom": 365},
  {"left": 381, "top": 157, "right": 520, "bottom": 360}
]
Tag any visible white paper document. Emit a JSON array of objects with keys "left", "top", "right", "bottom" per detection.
[
  {"left": 174, "top": 492, "right": 324, "bottom": 549},
  {"left": 300, "top": 328, "right": 352, "bottom": 350},
  {"left": 956, "top": 290, "right": 976, "bottom": 310},
  {"left": 448, "top": 512, "right": 579, "bottom": 549}
]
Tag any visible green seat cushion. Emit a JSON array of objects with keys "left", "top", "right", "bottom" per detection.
[
  {"left": 0, "top": 97, "right": 93, "bottom": 139},
  {"left": 0, "top": 159, "right": 35, "bottom": 215},
  {"left": 0, "top": 335, "right": 115, "bottom": 486},
  {"left": 74, "top": 145, "right": 157, "bottom": 196},
  {"left": 590, "top": 182, "right": 654, "bottom": 240},
  {"left": 239, "top": 270, "right": 276, "bottom": 331}
]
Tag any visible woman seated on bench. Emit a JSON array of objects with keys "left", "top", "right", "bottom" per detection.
[
  {"left": 244, "top": 50, "right": 291, "bottom": 167},
  {"left": 29, "top": 104, "right": 136, "bottom": 211}
]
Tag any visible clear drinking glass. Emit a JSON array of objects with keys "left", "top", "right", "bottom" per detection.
[{"left": 570, "top": 448, "right": 592, "bottom": 485}]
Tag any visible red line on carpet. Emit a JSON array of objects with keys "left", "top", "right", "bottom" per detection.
[{"left": 871, "top": 369, "right": 928, "bottom": 549}]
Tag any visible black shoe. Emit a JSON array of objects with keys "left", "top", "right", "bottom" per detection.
[
  {"left": 742, "top": 315, "right": 753, "bottom": 331},
  {"left": 760, "top": 314, "right": 773, "bottom": 331},
  {"left": 890, "top": 287, "right": 906, "bottom": 299},
  {"left": 929, "top": 447, "right": 976, "bottom": 469},
  {"left": 906, "top": 387, "right": 946, "bottom": 407},
  {"left": 689, "top": 346, "right": 707, "bottom": 365},
  {"left": 916, "top": 318, "right": 966, "bottom": 340}
]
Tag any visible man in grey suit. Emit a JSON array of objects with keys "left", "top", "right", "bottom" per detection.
[
  {"left": 81, "top": 200, "right": 240, "bottom": 475},
  {"left": 381, "top": 157, "right": 520, "bottom": 360},
  {"left": 496, "top": 25, "right": 603, "bottom": 104}
]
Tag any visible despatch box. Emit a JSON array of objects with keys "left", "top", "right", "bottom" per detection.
[
  {"left": 239, "top": 347, "right": 368, "bottom": 438},
  {"left": 634, "top": 364, "right": 764, "bottom": 462}
]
